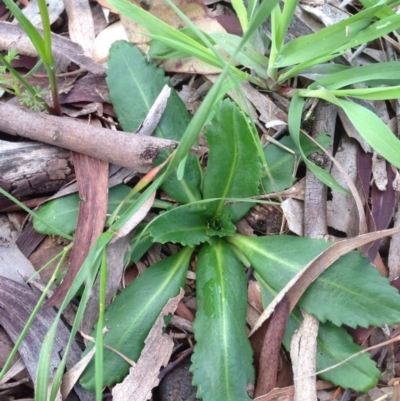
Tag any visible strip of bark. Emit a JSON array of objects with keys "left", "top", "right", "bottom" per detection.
[
  {"left": 295, "top": 101, "right": 337, "bottom": 401},
  {"left": 254, "top": 296, "right": 289, "bottom": 397},
  {"left": 45, "top": 152, "right": 109, "bottom": 308},
  {"left": 0, "top": 102, "right": 178, "bottom": 173}
]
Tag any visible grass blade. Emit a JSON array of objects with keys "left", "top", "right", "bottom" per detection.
[
  {"left": 2, "top": 0, "right": 48, "bottom": 64},
  {"left": 288, "top": 93, "right": 347, "bottom": 192},
  {"left": 301, "top": 88, "right": 400, "bottom": 169},
  {"left": 309, "top": 61, "right": 400, "bottom": 90}
]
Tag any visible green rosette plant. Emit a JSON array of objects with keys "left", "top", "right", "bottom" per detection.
[{"left": 34, "top": 42, "right": 400, "bottom": 399}]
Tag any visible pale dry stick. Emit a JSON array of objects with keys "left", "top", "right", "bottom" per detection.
[
  {"left": 291, "top": 311, "right": 319, "bottom": 401},
  {"left": 303, "top": 97, "right": 319, "bottom": 121},
  {"left": 257, "top": 121, "right": 295, "bottom": 154},
  {"left": 294, "top": 101, "right": 334, "bottom": 401},
  {"left": 33, "top": 68, "right": 87, "bottom": 78},
  {"left": 373, "top": 395, "right": 389, "bottom": 401},
  {"left": 0, "top": 377, "right": 30, "bottom": 390},
  {"left": 63, "top": 0, "right": 95, "bottom": 58},
  {"left": 80, "top": 330, "right": 136, "bottom": 366},
  {"left": 61, "top": 327, "right": 131, "bottom": 399}
]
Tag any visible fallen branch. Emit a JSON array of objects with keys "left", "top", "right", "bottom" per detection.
[{"left": 0, "top": 102, "right": 178, "bottom": 173}]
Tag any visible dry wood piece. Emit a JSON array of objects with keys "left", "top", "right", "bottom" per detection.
[
  {"left": 63, "top": 0, "right": 95, "bottom": 58},
  {"left": 291, "top": 311, "right": 319, "bottom": 401},
  {"left": 298, "top": 101, "right": 337, "bottom": 401},
  {"left": 304, "top": 102, "right": 336, "bottom": 239},
  {"left": 0, "top": 140, "right": 74, "bottom": 200},
  {"left": 0, "top": 103, "right": 178, "bottom": 173}
]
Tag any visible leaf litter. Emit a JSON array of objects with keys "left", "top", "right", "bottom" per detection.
[{"left": 1, "top": 0, "right": 400, "bottom": 400}]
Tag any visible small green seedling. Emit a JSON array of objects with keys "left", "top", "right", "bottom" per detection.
[
  {"left": 3, "top": 0, "right": 60, "bottom": 115},
  {"left": 0, "top": 49, "right": 47, "bottom": 110}
]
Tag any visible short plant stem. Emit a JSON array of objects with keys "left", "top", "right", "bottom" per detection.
[{"left": 47, "top": 66, "right": 61, "bottom": 116}]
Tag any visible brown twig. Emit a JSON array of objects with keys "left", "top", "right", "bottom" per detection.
[{"left": 0, "top": 102, "right": 178, "bottom": 173}]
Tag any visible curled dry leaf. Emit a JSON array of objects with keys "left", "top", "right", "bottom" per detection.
[{"left": 111, "top": 190, "right": 156, "bottom": 243}]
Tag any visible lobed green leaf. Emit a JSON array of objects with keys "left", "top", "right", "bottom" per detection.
[
  {"left": 229, "top": 234, "right": 400, "bottom": 328},
  {"left": 258, "top": 273, "right": 380, "bottom": 391},
  {"left": 32, "top": 185, "right": 166, "bottom": 237},
  {"left": 107, "top": 41, "right": 202, "bottom": 204},
  {"left": 202, "top": 99, "right": 262, "bottom": 218},
  {"left": 80, "top": 246, "right": 192, "bottom": 390},
  {"left": 191, "top": 241, "right": 253, "bottom": 401}
]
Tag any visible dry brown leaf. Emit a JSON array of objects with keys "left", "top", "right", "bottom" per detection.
[
  {"left": 81, "top": 234, "right": 131, "bottom": 335},
  {"left": 388, "top": 195, "right": 400, "bottom": 280},
  {"left": 327, "top": 135, "right": 361, "bottom": 238},
  {"left": 136, "top": 85, "right": 171, "bottom": 137},
  {"left": 93, "top": 21, "right": 128, "bottom": 63},
  {"left": 281, "top": 199, "right": 304, "bottom": 236},
  {"left": 0, "top": 277, "right": 90, "bottom": 400},
  {"left": 0, "top": 229, "right": 38, "bottom": 284}
]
